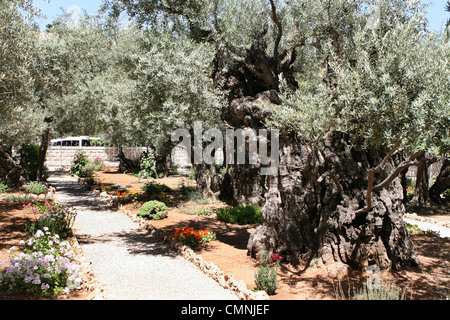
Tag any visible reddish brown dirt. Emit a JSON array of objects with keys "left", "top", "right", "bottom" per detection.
[
  {"left": 1, "top": 170, "right": 448, "bottom": 300},
  {"left": 94, "top": 170, "right": 450, "bottom": 300}
]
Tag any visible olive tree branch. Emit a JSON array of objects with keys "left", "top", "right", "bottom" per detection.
[{"left": 355, "top": 146, "right": 426, "bottom": 215}]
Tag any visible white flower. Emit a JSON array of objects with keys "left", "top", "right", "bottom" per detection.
[
  {"left": 8, "top": 246, "right": 17, "bottom": 253},
  {"left": 35, "top": 230, "right": 44, "bottom": 238},
  {"left": 41, "top": 283, "right": 50, "bottom": 290}
]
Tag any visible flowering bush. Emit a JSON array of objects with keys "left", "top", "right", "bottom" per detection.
[
  {"left": 93, "top": 157, "right": 105, "bottom": 171},
  {"left": 70, "top": 151, "right": 95, "bottom": 178},
  {"left": 170, "top": 228, "right": 216, "bottom": 247},
  {"left": 116, "top": 190, "right": 141, "bottom": 204},
  {"left": 0, "top": 228, "right": 81, "bottom": 296},
  {"left": 70, "top": 150, "right": 88, "bottom": 176},
  {"left": 24, "top": 201, "right": 77, "bottom": 239},
  {"left": 254, "top": 252, "right": 283, "bottom": 295}
]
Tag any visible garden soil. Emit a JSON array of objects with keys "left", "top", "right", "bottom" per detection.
[{"left": 1, "top": 169, "right": 449, "bottom": 300}]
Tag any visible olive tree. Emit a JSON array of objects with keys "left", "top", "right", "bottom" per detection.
[
  {"left": 103, "top": 0, "right": 449, "bottom": 272},
  {"left": 31, "top": 13, "right": 116, "bottom": 180},
  {"left": 0, "top": 0, "right": 42, "bottom": 186}
]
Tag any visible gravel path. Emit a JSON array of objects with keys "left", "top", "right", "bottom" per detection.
[{"left": 47, "top": 170, "right": 239, "bottom": 300}]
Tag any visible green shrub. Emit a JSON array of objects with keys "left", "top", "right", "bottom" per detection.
[
  {"left": 137, "top": 200, "right": 168, "bottom": 220},
  {"left": 179, "top": 183, "right": 198, "bottom": 197},
  {"left": 216, "top": 205, "right": 263, "bottom": 225},
  {"left": 137, "top": 152, "right": 158, "bottom": 178},
  {"left": 187, "top": 167, "right": 196, "bottom": 180},
  {"left": 24, "top": 182, "right": 47, "bottom": 195},
  {"left": 141, "top": 181, "right": 171, "bottom": 194},
  {"left": 78, "top": 163, "right": 96, "bottom": 178},
  {"left": 0, "top": 182, "right": 10, "bottom": 193}
]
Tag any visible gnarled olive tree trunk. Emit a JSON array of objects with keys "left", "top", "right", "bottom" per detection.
[
  {"left": 209, "top": 26, "right": 419, "bottom": 273},
  {"left": 0, "top": 148, "right": 29, "bottom": 188},
  {"left": 247, "top": 132, "right": 419, "bottom": 271},
  {"left": 429, "top": 159, "right": 450, "bottom": 204}
]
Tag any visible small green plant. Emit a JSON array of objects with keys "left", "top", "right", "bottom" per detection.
[
  {"left": 310, "top": 257, "right": 319, "bottom": 267},
  {"left": 0, "top": 182, "right": 10, "bottom": 193},
  {"left": 406, "top": 223, "right": 441, "bottom": 237},
  {"left": 254, "top": 252, "right": 283, "bottom": 295},
  {"left": 353, "top": 281, "right": 406, "bottom": 300},
  {"left": 24, "top": 182, "right": 47, "bottom": 195},
  {"left": 179, "top": 182, "right": 198, "bottom": 197},
  {"left": 137, "top": 152, "right": 158, "bottom": 178},
  {"left": 406, "top": 223, "right": 421, "bottom": 234},
  {"left": 187, "top": 167, "right": 196, "bottom": 180},
  {"left": 2, "top": 194, "right": 35, "bottom": 203},
  {"left": 181, "top": 204, "right": 213, "bottom": 216},
  {"left": 137, "top": 200, "right": 168, "bottom": 220},
  {"left": 216, "top": 205, "right": 263, "bottom": 225},
  {"left": 406, "top": 201, "right": 422, "bottom": 212},
  {"left": 141, "top": 181, "right": 171, "bottom": 195},
  {"left": 93, "top": 157, "right": 105, "bottom": 171}
]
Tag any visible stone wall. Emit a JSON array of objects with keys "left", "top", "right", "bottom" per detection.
[
  {"left": 46, "top": 145, "right": 193, "bottom": 171},
  {"left": 45, "top": 146, "right": 144, "bottom": 168}
]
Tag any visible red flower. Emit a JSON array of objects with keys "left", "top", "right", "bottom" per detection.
[{"left": 273, "top": 253, "right": 283, "bottom": 260}]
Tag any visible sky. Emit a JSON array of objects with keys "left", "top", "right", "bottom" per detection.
[{"left": 32, "top": 0, "right": 449, "bottom": 31}]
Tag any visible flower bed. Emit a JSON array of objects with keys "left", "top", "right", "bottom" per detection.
[
  {"left": 0, "top": 198, "right": 88, "bottom": 298},
  {"left": 0, "top": 228, "right": 81, "bottom": 296},
  {"left": 170, "top": 228, "right": 216, "bottom": 247}
]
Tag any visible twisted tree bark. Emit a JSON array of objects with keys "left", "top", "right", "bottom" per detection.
[
  {"left": 0, "top": 149, "right": 29, "bottom": 188},
  {"left": 247, "top": 132, "right": 420, "bottom": 272}
]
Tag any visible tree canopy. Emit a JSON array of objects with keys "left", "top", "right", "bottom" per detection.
[{"left": 1, "top": 0, "right": 449, "bottom": 179}]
